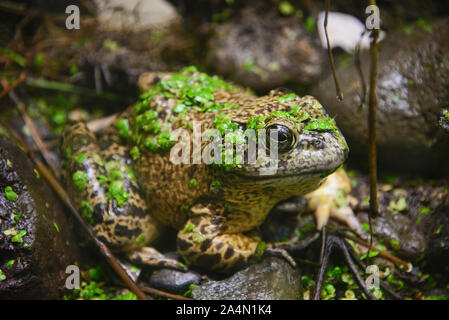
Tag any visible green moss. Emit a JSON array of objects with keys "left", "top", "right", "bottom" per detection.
[
  {"left": 0, "top": 269, "right": 5, "bottom": 281},
  {"left": 304, "top": 116, "right": 339, "bottom": 135},
  {"left": 304, "top": 16, "right": 316, "bottom": 33},
  {"left": 108, "top": 180, "right": 129, "bottom": 207},
  {"left": 11, "top": 230, "right": 26, "bottom": 243},
  {"left": 157, "top": 132, "right": 176, "bottom": 151},
  {"left": 278, "top": 1, "right": 295, "bottom": 16},
  {"left": 144, "top": 137, "right": 159, "bottom": 152},
  {"left": 75, "top": 152, "right": 88, "bottom": 164},
  {"left": 188, "top": 178, "right": 198, "bottom": 188},
  {"left": 255, "top": 241, "right": 267, "bottom": 258},
  {"left": 130, "top": 146, "right": 140, "bottom": 161},
  {"left": 389, "top": 239, "right": 401, "bottom": 251},
  {"left": 115, "top": 118, "right": 132, "bottom": 139},
  {"left": 81, "top": 200, "right": 94, "bottom": 225},
  {"left": 72, "top": 171, "right": 89, "bottom": 191},
  {"left": 183, "top": 223, "right": 195, "bottom": 234},
  {"left": 133, "top": 66, "right": 235, "bottom": 152},
  {"left": 112, "top": 292, "right": 137, "bottom": 300},
  {"left": 213, "top": 113, "right": 239, "bottom": 135},
  {"left": 4, "top": 186, "right": 18, "bottom": 201},
  {"left": 277, "top": 93, "right": 297, "bottom": 103},
  {"left": 135, "top": 234, "right": 145, "bottom": 244}
]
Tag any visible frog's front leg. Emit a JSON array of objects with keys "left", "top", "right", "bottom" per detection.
[
  {"left": 177, "top": 215, "right": 262, "bottom": 273},
  {"left": 61, "top": 122, "right": 183, "bottom": 270}
]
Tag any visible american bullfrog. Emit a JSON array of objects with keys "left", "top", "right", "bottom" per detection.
[{"left": 61, "top": 66, "right": 352, "bottom": 273}]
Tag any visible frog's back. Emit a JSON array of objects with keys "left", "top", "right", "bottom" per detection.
[{"left": 124, "top": 67, "right": 254, "bottom": 229}]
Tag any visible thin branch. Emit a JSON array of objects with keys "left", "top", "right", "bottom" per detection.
[
  {"left": 140, "top": 286, "right": 192, "bottom": 301},
  {"left": 366, "top": 0, "right": 380, "bottom": 264},
  {"left": 368, "top": 0, "right": 379, "bottom": 219},
  {"left": 342, "top": 232, "right": 412, "bottom": 272},
  {"left": 0, "top": 72, "right": 26, "bottom": 100},
  {"left": 1, "top": 79, "right": 61, "bottom": 180},
  {"left": 354, "top": 32, "right": 367, "bottom": 111},
  {"left": 324, "top": 0, "right": 344, "bottom": 101}
]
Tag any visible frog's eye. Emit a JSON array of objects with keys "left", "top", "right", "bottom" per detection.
[{"left": 266, "top": 124, "right": 296, "bottom": 153}]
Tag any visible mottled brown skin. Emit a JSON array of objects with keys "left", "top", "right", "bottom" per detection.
[{"left": 61, "top": 68, "right": 348, "bottom": 273}]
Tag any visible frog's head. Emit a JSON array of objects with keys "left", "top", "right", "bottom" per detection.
[{"left": 213, "top": 90, "right": 348, "bottom": 191}]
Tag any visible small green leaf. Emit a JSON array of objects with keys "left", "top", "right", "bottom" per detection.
[
  {"left": 183, "top": 223, "right": 195, "bottom": 234},
  {"left": 4, "top": 186, "right": 18, "bottom": 201}
]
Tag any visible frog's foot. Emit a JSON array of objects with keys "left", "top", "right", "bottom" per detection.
[
  {"left": 313, "top": 232, "right": 376, "bottom": 300},
  {"left": 305, "top": 169, "right": 365, "bottom": 238},
  {"left": 127, "top": 247, "right": 186, "bottom": 271},
  {"left": 177, "top": 216, "right": 260, "bottom": 273}
]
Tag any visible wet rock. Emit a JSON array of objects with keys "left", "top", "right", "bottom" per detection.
[
  {"left": 313, "top": 19, "right": 449, "bottom": 176},
  {"left": 93, "top": 0, "right": 180, "bottom": 32},
  {"left": 206, "top": 6, "right": 325, "bottom": 91},
  {"left": 0, "top": 138, "right": 82, "bottom": 299},
  {"left": 192, "top": 257, "right": 301, "bottom": 300},
  {"left": 147, "top": 268, "right": 201, "bottom": 294},
  {"left": 350, "top": 170, "right": 448, "bottom": 263},
  {"left": 368, "top": 212, "right": 427, "bottom": 259}
]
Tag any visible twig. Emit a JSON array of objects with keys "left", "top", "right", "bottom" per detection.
[
  {"left": 324, "top": 0, "right": 344, "bottom": 101},
  {"left": 368, "top": 0, "right": 379, "bottom": 219},
  {"left": 342, "top": 232, "right": 412, "bottom": 272},
  {"left": 1, "top": 81, "right": 61, "bottom": 180},
  {"left": 140, "top": 286, "right": 192, "bottom": 301},
  {"left": 25, "top": 77, "right": 117, "bottom": 100},
  {"left": 354, "top": 32, "right": 367, "bottom": 111},
  {"left": 366, "top": 0, "right": 380, "bottom": 265},
  {"left": 0, "top": 73, "right": 26, "bottom": 100},
  {"left": 0, "top": 118, "right": 150, "bottom": 300}
]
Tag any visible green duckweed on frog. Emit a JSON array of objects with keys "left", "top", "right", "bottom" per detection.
[{"left": 61, "top": 66, "right": 351, "bottom": 273}]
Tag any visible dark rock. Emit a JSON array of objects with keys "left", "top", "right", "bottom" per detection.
[
  {"left": 147, "top": 268, "right": 201, "bottom": 294},
  {"left": 370, "top": 213, "right": 427, "bottom": 259},
  {"left": 206, "top": 5, "right": 325, "bottom": 91},
  {"left": 192, "top": 257, "right": 301, "bottom": 300},
  {"left": 312, "top": 19, "right": 449, "bottom": 176},
  {"left": 0, "top": 138, "right": 82, "bottom": 299}
]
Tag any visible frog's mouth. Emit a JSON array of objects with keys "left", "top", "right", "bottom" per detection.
[{"left": 231, "top": 131, "right": 348, "bottom": 184}]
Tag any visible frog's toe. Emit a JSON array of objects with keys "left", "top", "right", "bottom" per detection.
[
  {"left": 330, "top": 206, "right": 366, "bottom": 238},
  {"left": 127, "top": 247, "right": 186, "bottom": 271},
  {"left": 264, "top": 247, "right": 296, "bottom": 267},
  {"left": 314, "top": 203, "right": 331, "bottom": 230}
]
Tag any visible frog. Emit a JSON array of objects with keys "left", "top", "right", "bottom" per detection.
[{"left": 60, "top": 66, "right": 354, "bottom": 273}]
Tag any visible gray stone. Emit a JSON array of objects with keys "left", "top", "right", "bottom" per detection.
[
  {"left": 206, "top": 6, "right": 325, "bottom": 90},
  {"left": 192, "top": 257, "right": 302, "bottom": 300},
  {"left": 148, "top": 268, "right": 201, "bottom": 294}
]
